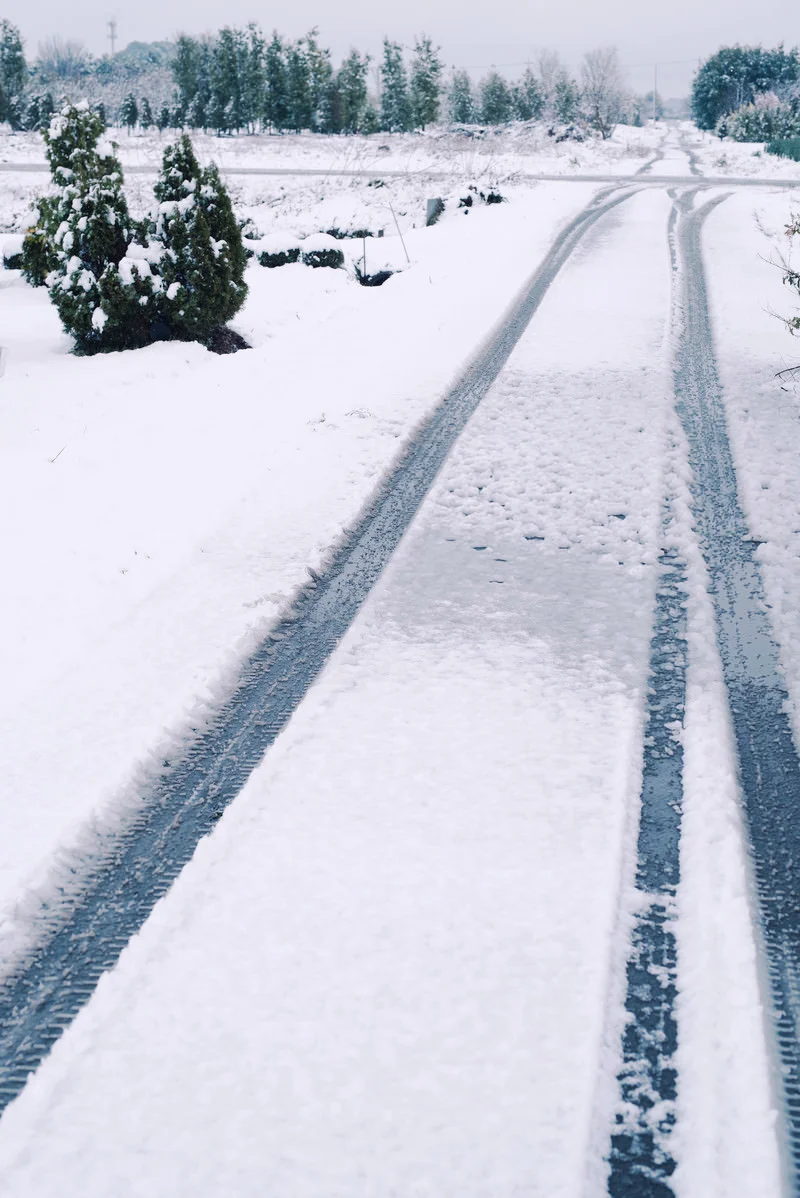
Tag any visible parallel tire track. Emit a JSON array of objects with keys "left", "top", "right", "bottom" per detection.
[
  {"left": 671, "top": 191, "right": 800, "bottom": 1192},
  {"left": 0, "top": 186, "right": 637, "bottom": 1115}
]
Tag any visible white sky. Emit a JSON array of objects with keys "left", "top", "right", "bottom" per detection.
[{"left": 4, "top": 0, "right": 798, "bottom": 97}]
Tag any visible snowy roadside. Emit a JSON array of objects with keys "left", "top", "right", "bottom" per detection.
[
  {"left": 0, "top": 186, "right": 677, "bottom": 1198},
  {"left": 0, "top": 181, "right": 600, "bottom": 963},
  {"left": 0, "top": 120, "right": 664, "bottom": 182}
]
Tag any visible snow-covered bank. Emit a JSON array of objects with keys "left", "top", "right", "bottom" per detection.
[
  {"left": 0, "top": 187, "right": 674, "bottom": 1198},
  {"left": 0, "top": 182, "right": 599, "bottom": 964}
]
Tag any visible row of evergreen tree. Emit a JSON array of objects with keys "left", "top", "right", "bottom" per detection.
[
  {"left": 168, "top": 28, "right": 443, "bottom": 135},
  {"left": 118, "top": 31, "right": 588, "bottom": 135},
  {"left": 1, "top": 18, "right": 645, "bottom": 137}
]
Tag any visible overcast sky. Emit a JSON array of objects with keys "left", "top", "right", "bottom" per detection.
[{"left": 3, "top": 0, "right": 798, "bottom": 97}]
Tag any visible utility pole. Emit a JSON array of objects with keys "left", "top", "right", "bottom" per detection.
[
  {"left": 107, "top": 18, "right": 117, "bottom": 58},
  {"left": 652, "top": 62, "right": 658, "bottom": 122}
]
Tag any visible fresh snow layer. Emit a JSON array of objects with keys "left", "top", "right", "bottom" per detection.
[
  {"left": 0, "top": 187, "right": 675, "bottom": 1198},
  {"left": 0, "top": 182, "right": 598, "bottom": 962}
]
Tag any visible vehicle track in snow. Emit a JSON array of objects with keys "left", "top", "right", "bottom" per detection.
[
  {"left": 669, "top": 188, "right": 800, "bottom": 1192},
  {"left": 0, "top": 184, "right": 640, "bottom": 1116},
  {"left": 607, "top": 522, "right": 688, "bottom": 1198},
  {"left": 605, "top": 185, "right": 800, "bottom": 1196}
]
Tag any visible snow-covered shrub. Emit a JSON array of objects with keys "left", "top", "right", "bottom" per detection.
[
  {"left": 1, "top": 234, "right": 24, "bottom": 270},
  {"left": 256, "top": 233, "right": 301, "bottom": 268},
  {"left": 38, "top": 102, "right": 157, "bottom": 353},
  {"left": 300, "top": 233, "right": 344, "bottom": 269},
  {"left": 151, "top": 135, "right": 247, "bottom": 341},
  {"left": 721, "top": 93, "right": 800, "bottom": 142}
]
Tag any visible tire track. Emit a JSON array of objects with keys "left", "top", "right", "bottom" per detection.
[
  {"left": 670, "top": 190, "right": 800, "bottom": 1191},
  {"left": 606, "top": 521, "right": 687, "bottom": 1197},
  {"left": 0, "top": 185, "right": 638, "bottom": 1116}
]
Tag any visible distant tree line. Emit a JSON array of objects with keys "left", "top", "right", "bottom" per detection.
[{"left": 0, "top": 19, "right": 653, "bottom": 140}]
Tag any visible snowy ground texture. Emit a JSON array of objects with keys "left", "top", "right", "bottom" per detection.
[{"left": 0, "top": 123, "right": 799, "bottom": 1194}]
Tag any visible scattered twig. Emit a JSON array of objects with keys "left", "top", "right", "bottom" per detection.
[{"left": 49, "top": 445, "right": 67, "bottom": 464}]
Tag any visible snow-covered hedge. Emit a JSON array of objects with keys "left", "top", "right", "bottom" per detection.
[{"left": 300, "top": 233, "right": 345, "bottom": 269}]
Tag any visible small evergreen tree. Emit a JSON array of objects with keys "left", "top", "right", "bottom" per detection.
[
  {"left": 410, "top": 35, "right": 442, "bottom": 129},
  {"left": 554, "top": 73, "right": 580, "bottom": 123},
  {"left": 151, "top": 134, "right": 247, "bottom": 340},
  {"left": 360, "top": 104, "right": 380, "bottom": 134},
  {"left": 305, "top": 28, "right": 332, "bottom": 131},
  {"left": 157, "top": 103, "right": 171, "bottom": 132},
  {"left": 286, "top": 40, "right": 312, "bottom": 130},
  {"left": 264, "top": 33, "right": 289, "bottom": 130},
  {"left": 336, "top": 49, "right": 370, "bottom": 133},
  {"left": 208, "top": 90, "right": 226, "bottom": 133},
  {"left": 25, "top": 93, "right": 40, "bottom": 130},
  {"left": 0, "top": 19, "right": 26, "bottom": 108},
  {"left": 448, "top": 70, "right": 475, "bottom": 123},
  {"left": 119, "top": 92, "right": 138, "bottom": 133},
  {"left": 380, "top": 39, "right": 411, "bottom": 132},
  {"left": 173, "top": 34, "right": 201, "bottom": 112},
  {"left": 38, "top": 103, "right": 155, "bottom": 352},
  {"left": 186, "top": 93, "right": 207, "bottom": 130},
  {"left": 513, "top": 67, "right": 544, "bottom": 121},
  {"left": 480, "top": 70, "right": 513, "bottom": 124},
  {"left": 242, "top": 24, "right": 265, "bottom": 131},
  {"left": 140, "top": 98, "right": 154, "bottom": 129}
]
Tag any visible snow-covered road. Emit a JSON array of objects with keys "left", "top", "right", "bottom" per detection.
[{"left": 1, "top": 141, "right": 799, "bottom": 1195}]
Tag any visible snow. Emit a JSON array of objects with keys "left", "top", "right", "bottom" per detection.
[
  {"left": 0, "top": 180, "right": 597, "bottom": 967},
  {"left": 0, "top": 123, "right": 796, "bottom": 1192},
  {"left": 702, "top": 186, "right": 800, "bottom": 750},
  {"left": 0, "top": 187, "right": 675, "bottom": 1198}
]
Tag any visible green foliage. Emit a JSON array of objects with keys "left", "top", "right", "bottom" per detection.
[
  {"left": 380, "top": 40, "right": 411, "bottom": 132},
  {"left": 448, "top": 70, "right": 475, "bottom": 123},
  {"left": 119, "top": 92, "right": 138, "bottom": 130},
  {"left": 264, "top": 33, "right": 289, "bottom": 130},
  {"left": 692, "top": 44, "right": 800, "bottom": 130},
  {"left": 512, "top": 67, "right": 544, "bottom": 121},
  {"left": 259, "top": 246, "right": 299, "bottom": 267},
  {"left": 480, "top": 71, "right": 513, "bottom": 124},
  {"left": 767, "top": 136, "right": 800, "bottom": 160},
  {"left": 41, "top": 103, "right": 156, "bottom": 352},
  {"left": 301, "top": 245, "right": 344, "bottom": 268},
  {"left": 722, "top": 94, "right": 800, "bottom": 141},
  {"left": 329, "top": 48, "right": 369, "bottom": 133},
  {"left": 410, "top": 36, "right": 442, "bottom": 129},
  {"left": 553, "top": 74, "right": 580, "bottom": 123},
  {"left": 0, "top": 18, "right": 26, "bottom": 104},
  {"left": 140, "top": 97, "right": 154, "bottom": 128},
  {"left": 22, "top": 195, "right": 59, "bottom": 285},
  {"left": 152, "top": 134, "right": 247, "bottom": 340}
]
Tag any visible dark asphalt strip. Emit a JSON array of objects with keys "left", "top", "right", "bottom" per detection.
[
  {"left": 0, "top": 186, "right": 636, "bottom": 1115},
  {"left": 607, "top": 532, "right": 688, "bottom": 1197},
  {"left": 672, "top": 191, "right": 800, "bottom": 1192}
]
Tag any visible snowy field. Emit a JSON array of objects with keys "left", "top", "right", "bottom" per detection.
[{"left": 0, "top": 123, "right": 799, "bottom": 1194}]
